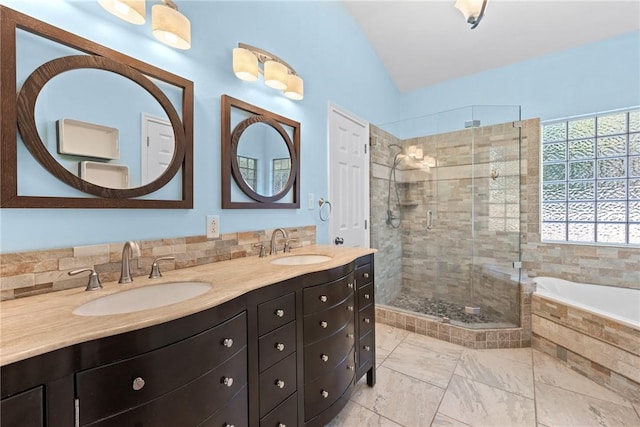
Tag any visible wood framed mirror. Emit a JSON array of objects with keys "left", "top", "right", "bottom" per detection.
[
  {"left": 221, "top": 95, "right": 300, "bottom": 209},
  {"left": 0, "top": 6, "right": 194, "bottom": 208}
]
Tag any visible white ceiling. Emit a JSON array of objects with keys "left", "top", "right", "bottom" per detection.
[{"left": 343, "top": 0, "right": 640, "bottom": 92}]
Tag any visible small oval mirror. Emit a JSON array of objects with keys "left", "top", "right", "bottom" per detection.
[{"left": 230, "top": 115, "right": 297, "bottom": 203}]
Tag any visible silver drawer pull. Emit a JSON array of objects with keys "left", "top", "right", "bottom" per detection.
[
  {"left": 222, "top": 338, "right": 234, "bottom": 348},
  {"left": 321, "top": 354, "right": 329, "bottom": 362},
  {"left": 363, "top": 272, "right": 369, "bottom": 278},
  {"left": 347, "top": 365, "right": 354, "bottom": 371},
  {"left": 347, "top": 333, "right": 354, "bottom": 339},
  {"left": 223, "top": 377, "right": 234, "bottom": 387},
  {"left": 224, "top": 424, "right": 235, "bottom": 427},
  {"left": 347, "top": 305, "right": 354, "bottom": 312},
  {"left": 275, "top": 379, "right": 285, "bottom": 389},
  {"left": 321, "top": 390, "right": 329, "bottom": 398},
  {"left": 319, "top": 295, "right": 328, "bottom": 303},
  {"left": 363, "top": 318, "right": 371, "bottom": 324},
  {"left": 275, "top": 309, "right": 285, "bottom": 317},
  {"left": 347, "top": 282, "right": 354, "bottom": 289},
  {"left": 363, "top": 345, "right": 371, "bottom": 352},
  {"left": 364, "top": 294, "right": 370, "bottom": 300},
  {"left": 275, "top": 342, "right": 285, "bottom": 352},
  {"left": 132, "top": 377, "right": 145, "bottom": 391},
  {"left": 278, "top": 424, "right": 286, "bottom": 427},
  {"left": 320, "top": 321, "right": 328, "bottom": 328}
]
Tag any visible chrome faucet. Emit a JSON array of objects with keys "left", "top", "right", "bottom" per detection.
[
  {"left": 270, "top": 228, "right": 288, "bottom": 255},
  {"left": 119, "top": 241, "right": 141, "bottom": 284}
]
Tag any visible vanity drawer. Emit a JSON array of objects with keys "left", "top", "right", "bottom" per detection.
[
  {"left": 0, "top": 386, "right": 43, "bottom": 427},
  {"left": 358, "top": 303, "right": 375, "bottom": 337},
  {"left": 304, "top": 320, "right": 354, "bottom": 382},
  {"left": 259, "top": 352, "right": 297, "bottom": 417},
  {"left": 259, "top": 392, "right": 297, "bottom": 427},
  {"left": 303, "top": 273, "right": 353, "bottom": 315},
  {"left": 358, "top": 331, "right": 374, "bottom": 371},
  {"left": 358, "top": 282, "right": 374, "bottom": 309},
  {"left": 355, "top": 262, "right": 372, "bottom": 286},
  {"left": 304, "top": 349, "right": 355, "bottom": 421},
  {"left": 258, "top": 292, "right": 296, "bottom": 336},
  {"left": 197, "top": 385, "right": 248, "bottom": 427},
  {"left": 86, "top": 348, "right": 248, "bottom": 427},
  {"left": 303, "top": 294, "right": 354, "bottom": 345},
  {"left": 77, "top": 312, "right": 247, "bottom": 425},
  {"left": 259, "top": 321, "right": 296, "bottom": 372}
]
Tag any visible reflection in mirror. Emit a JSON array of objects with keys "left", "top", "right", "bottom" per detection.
[
  {"left": 236, "top": 122, "right": 291, "bottom": 197},
  {"left": 34, "top": 68, "right": 175, "bottom": 189},
  {"left": 0, "top": 6, "right": 194, "bottom": 208},
  {"left": 221, "top": 95, "right": 300, "bottom": 209}
]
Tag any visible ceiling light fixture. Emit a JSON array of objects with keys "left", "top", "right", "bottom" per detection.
[
  {"left": 233, "top": 43, "right": 304, "bottom": 101},
  {"left": 454, "top": 0, "right": 488, "bottom": 29},
  {"left": 98, "top": 0, "right": 191, "bottom": 50}
]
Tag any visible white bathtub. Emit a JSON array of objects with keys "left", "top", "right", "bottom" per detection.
[{"left": 532, "top": 276, "right": 640, "bottom": 329}]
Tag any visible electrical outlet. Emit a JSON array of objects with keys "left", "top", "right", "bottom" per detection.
[
  {"left": 206, "top": 215, "right": 219, "bottom": 239},
  {"left": 307, "top": 193, "right": 315, "bottom": 210}
]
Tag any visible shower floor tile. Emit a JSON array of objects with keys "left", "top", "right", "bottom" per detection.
[{"left": 331, "top": 325, "right": 640, "bottom": 427}]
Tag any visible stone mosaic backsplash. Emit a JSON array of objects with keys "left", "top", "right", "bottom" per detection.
[{"left": 0, "top": 226, "right": 316, "bottom": 301}]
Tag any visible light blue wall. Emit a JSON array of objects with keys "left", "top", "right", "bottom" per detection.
[
  {"left": 398, "top": 31, "right": 640, "bottom": 126},
  {"left": 1, "top": 0, "right": 638, "bottom": 254},
  {"left": 0, "top": 0, "right": 399, "bottom": 253}
]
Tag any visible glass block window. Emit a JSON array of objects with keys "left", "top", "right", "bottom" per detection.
[
  {"left": 272, "top": 158, "right": 291, "bottom": 194},
  {"left": 237, "top": 155, "right": 257, "bottom": 191},
  {"left": 541, "top": 108, "right": 640, "bottom": 245}
]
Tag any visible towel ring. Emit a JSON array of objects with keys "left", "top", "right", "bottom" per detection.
[{"left": 318, "top": 198, "right": 332, "bottom": 222}]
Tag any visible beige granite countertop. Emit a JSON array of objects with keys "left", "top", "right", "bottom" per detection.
[{"left": 0, "top": 245, "right": 375, "bottom": 366}]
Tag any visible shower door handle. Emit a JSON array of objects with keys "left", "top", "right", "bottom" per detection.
[{"left": 427, "top": 210, "right": 433, "bottom": 230}]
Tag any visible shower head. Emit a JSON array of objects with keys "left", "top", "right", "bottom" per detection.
[{"left": 388, "top": 143, "right": 403, "bottom": 153}]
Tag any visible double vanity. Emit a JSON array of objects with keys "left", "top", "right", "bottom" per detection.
[{"left": 0, "top": 246, "right": 376, "bottom": 427}]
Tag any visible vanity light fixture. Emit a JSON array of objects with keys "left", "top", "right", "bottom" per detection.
[
  {"left": 233, "top": 43, "right": 304, "bottom": 101},
  {"left": 98, "top": 0, "right": 191, "bottom": 50},
  {"left": 454, "top": 0, "right": 488, "bottom": 29}
]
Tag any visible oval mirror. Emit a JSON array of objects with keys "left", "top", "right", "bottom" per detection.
[
  {"left": 230, "top": 116, "right": 297, "bottom": 203},
  {"left": 17, "top": 55, "right": 185, "bottom": 199}
]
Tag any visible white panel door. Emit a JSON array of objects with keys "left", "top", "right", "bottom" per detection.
[
  {"left": 328, "top": 105, "right": 369, "bottom": 248},
  {"left": 142, "top": 114, "right": 174, "bottom": 185}
]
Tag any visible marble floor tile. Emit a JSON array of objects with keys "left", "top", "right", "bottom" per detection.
[
  {"left": 375, "top": 323, "right": 409, "bottom": 352},
  {"left": 376, "top": 346, "right": 391, "bottom": 368},
  {"left": 350, "top": 365, "right": 445, "bottom": 426},
  {"left": 532, "top": 350, "right": 633, "bottom": 408},
  {"left": 326, "top": 400, "right": 402, "bottom": 427},
  {"left": 439, "top": 375, "right": 536, "bottom": 427},
  {"left": 535, "top": 381, "right": 640, "bottom": 427},
  {"left": 454, "top": 349, "right": 534, "bottom": 398},
  {"left": 403, "top": 331, "right": 465, "bottom": 358},
  {"left": 382, "top": 338, "right": 459, "bottom": 388},
  {"left": 476, "top": 347, "right": 533, "bottom": 366},
  {"left": 431, "top": 413, "right": 472, "bottom": 427}
]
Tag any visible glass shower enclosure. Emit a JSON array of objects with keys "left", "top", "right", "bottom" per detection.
[{"left": 371, "top": 105, "right": 522, "bottom": 329}]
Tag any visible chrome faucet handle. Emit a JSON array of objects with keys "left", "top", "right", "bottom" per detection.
[
  {"left": 253, "top": 243, "right": 266, "bottom": 258},
  {"left": 149, "top": 256, "right": 175, "bottom": 279},
  {"left": 69, "top": 268, "right": 102, "bottom": 291},
  {"left": 283, "top": 238, "right": 298, "bottom": 253}
]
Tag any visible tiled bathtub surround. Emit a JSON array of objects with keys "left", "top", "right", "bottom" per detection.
[
  {"left": 0, "top": 226, "right": 316, "bottom": 301},
  {"left": 532, "top": 294, "right": 640, "bottom": 406}
]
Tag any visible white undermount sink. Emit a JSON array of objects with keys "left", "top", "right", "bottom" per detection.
[
  {"left": 73, "top": 282, "right": 211, "bottom": 316},
  {"left": 270, "top": 254, "right": 332, "bottom": 266}
]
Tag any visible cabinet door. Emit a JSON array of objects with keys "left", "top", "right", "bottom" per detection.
[{"left": 0, "top": 386, "right": 43, "bottom": 427}]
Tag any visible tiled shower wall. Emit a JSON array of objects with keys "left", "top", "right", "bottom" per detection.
[{"left": 0, "top": 226, "right": 316, "bottom": 300}]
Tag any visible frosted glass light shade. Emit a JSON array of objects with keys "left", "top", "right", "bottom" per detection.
[
  {"left": 152, "top": 4, "right": 191, "bottom": 50},
  {"left": 284, "top": 74, "right": 304, "bottom": 100},
  {"left": 454, "top": 0, "right": 484, "bottom": 23},
  {"left": 98, "top": 0, "right": 146, "bottom": 25},
  {"left": 264, "top": 60, "right": 288, "bottom": 90},
  {"left": 233, "top": 48, "right": 259, "bottom": 81}
]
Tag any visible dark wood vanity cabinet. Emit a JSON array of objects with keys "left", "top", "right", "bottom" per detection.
[{"left": 0, "top": 253, "right": 375, "bottom": 427}]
